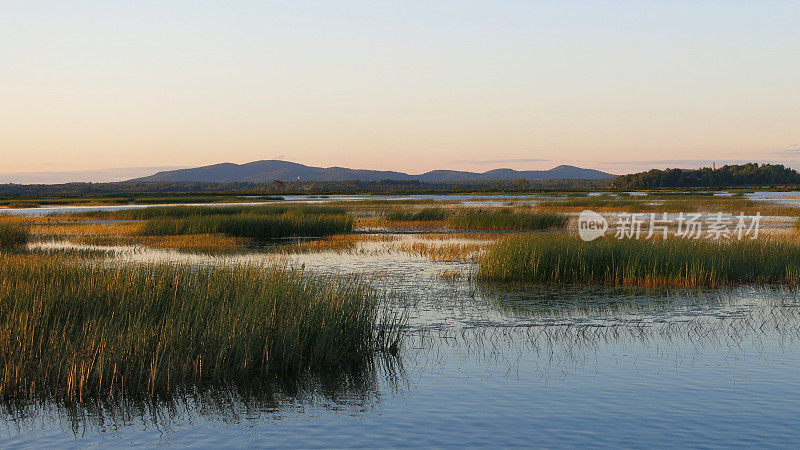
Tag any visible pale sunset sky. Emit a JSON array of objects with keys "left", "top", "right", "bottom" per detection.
[{"left": 1, "top": 1, "right": 799, "bottom": 182}]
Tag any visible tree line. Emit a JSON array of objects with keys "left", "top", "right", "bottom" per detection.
[
  {"left": 0, "top": 178, "right": 609, "bottom": 197},
  {"left": 611, "top": 163, "right": 800, "bottom": 189}
]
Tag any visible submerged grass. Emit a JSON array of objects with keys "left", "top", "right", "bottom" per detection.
[
  {"left": 447, "top": 209, "right": 569, "bottom": 230},
  {"left": 396, "top": 241, "right": 490, "bottom": 262},
  {"left": 478, "top": 234, "right": 800, "bottom": 286},
  {"left": 0, "top": 255, "right": 403, "bottom": 401}
]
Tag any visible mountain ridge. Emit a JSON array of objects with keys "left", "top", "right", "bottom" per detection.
[{"left": 131, "top": 160, "right": 616, "bottom": 183}]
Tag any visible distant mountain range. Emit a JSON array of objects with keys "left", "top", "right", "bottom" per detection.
[{"left": 131, "top": 160, "right": 616, "bottom": 183}]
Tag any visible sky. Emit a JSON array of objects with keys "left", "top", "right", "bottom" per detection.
[{"left": 2, "top": 1, "right": 799, "bottom": 182}]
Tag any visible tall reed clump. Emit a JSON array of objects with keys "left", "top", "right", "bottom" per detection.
[
  {"left": 477, "top": 234, "right": 800, "bottom": 286},
  {"left": 448, "top": 209, "right": 568, "bottom": 230},
  {"left": 385, "top": 207, "right": 451, "bottom": 221},
  {"left": 0, "top": 223, "right": 29, "bottom": 250},
  {"left": 140, "top": 210, "right": 354, "bottom": 239},
  {"left": 0, "top": 255, "right": 403, "bottom": 401}
]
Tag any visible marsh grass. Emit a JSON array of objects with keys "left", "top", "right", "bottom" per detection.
[
  {"left": 397, "top": 241, "right": 490, "bottom": 262},
  {"left": 448, "top": 209, "right": 568, "bottom": 230},
  {"left": 436, "top": 269, "right": 464, "bottom": 281},
  {"left": 478, "top": 234, "right": 800, "bottom": 286},
  {"left": 0, "top": 255, "right": 403, "bottom": 401},
  {"left": 63, "top": 234, "right": 248, "bottom": 253},
  {"left": 76, "top": 204, "right": 346, "bottom": 220},
  {"left": 140, "top": 212, "right": 353, "bottom": 239},
  {"left": 385, "top": 207, "right": 451, "bottom": 221},
  {"left": 280, "top": 234, "right": 399, "bottom": 254},
  {"left": 355, "top": 216, "right": 448, "bottom": 229},
  {"left": 0, "top": 223, "right": 30, "bottom": 249},
  {"left": 536, "top": 195, "right": 800, "bottom": 216},
  {"left": 5, "top": 200, "right": 41, "bottom": 208},
  {"left": 118, "top": 204, "right": 355, "bottom": 239},
  {"left": 28, "top": 222, "right": 143, "bottom": 237},
  {"left": 0, "top": 215, "right": 87, "bottom": 224}
]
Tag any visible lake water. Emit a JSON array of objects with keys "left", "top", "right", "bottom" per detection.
[
  {"left": 0, "top": 193, "right": 551, "bottom": 217},
  {"left": 6, "top": 232, "right": 800, "bottom": 448},
  {"left": 3, "top": 190, "right": 799, "bottom": 217}
]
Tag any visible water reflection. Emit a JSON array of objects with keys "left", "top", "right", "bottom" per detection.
[
  {"left": 2, "top": 356, "right": 406, "bottom": 440},
  {"left": 9, "top": 235, "right": 800, "bottom": 446},
  {"left": 425, "top": 284, "right": 800, "bottom": 375}
]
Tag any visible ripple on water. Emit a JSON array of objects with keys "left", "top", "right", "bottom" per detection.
[{"left": 10, "top": 233, "right": 800, "bottom": 447}]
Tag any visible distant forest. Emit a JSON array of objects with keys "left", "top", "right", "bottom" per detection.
[
  {"left": 612, "top": 164, "right": 800, "bottom": 189},
  {"left": 0, "top": 178, "right": 607, "bottom": 197}
]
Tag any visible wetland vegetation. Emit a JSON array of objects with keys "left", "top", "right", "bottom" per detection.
[
  {"left": 0, "top": 223, "right": 29, "bottom": 249},
  {"left": 385, "top": 207, "right": 451, "bottom": 221},
  {"left": 447, "top": 209, "right": 569, "bottom": 230},
  {"left": 0, "top": 255, "right": 402, "bottom": 401},
  {"left": 478, "top": 234, "right": 800, "bottom": 286},
  {"left": 4, "top": 190, "right": 800, "bottom": 446},
  {"left": 139, "top": 212, "right": 354, "bottom": 240}
]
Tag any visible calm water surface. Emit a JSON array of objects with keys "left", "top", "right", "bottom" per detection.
[
  {"left": 5, "top": 202, "right": 800, "bottom": 447},
  {"left": 0, "top": 193, "right": 549, "bottom": 216}
]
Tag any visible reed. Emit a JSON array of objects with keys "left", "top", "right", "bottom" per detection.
[
  {"left": 397, "top": 241, "right": 490, "bottom": 261},
  {"left": 385, "top": 207, "right": 451, "bottom": 221},
  {"left": 5, "top": 200, "right": 41, "bottom": 208},
  {"left": 140, "top": 212, "right": 353, "bottom": 239},
  {"left": 477, "top": 234, "right": 800, "bottom": 286},
  {"left": 280, "top": 234, "right": 399, "bottom": 254},
  {"left": 448, "top": 209, "right": 568, "bottom": 230},
  {"left": 0, "top": 255, "right": 403, "bottom": 401},
  {"left": 28, "top": 222, "right": 143, "bottom": 237},
  {"left": 436, "top": 269, "right": 464, "bottom": 281},
  {"left": 0, "top": 223, "right": 29, "bottom": 249}
]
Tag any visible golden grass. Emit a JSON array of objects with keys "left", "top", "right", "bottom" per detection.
[
  {"left": 395, "top": 241, "right": 490, "bottom": 262},
  {"left": 70, "top": 234, "right": 248, "bottom": 250},
  {"left": 280, "top": 234, "right": 399, "bottom": 254},
  {"left": 436, "top": 269, "right": 464, "bottom": 280},
  {"left": 478, "top": 233, "right": 800, "bottom": 286},
  {"left": 137, "top": 234, "right": 247, "bottom": 249},
  {"left": 0, "top": 215, "right": 86, "bottom": 224},
  {"left": 28, "top": 222, "right": 143, "bottom": 237},
  {"left": 0, "top": 254, "right": 403, "bottom": 400},
  {"left": 354, "top": 216, "right": 449, "bottom": 229},
  {"left": 447, "top": 210, "right": 569, "bottom": 230},
  {"left": 418, "top": 232, "right": 504, "bottom": 241}
]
